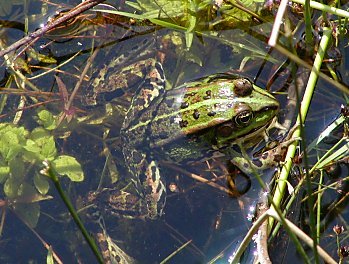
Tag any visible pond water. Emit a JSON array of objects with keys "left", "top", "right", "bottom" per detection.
[{"left": 0, "top": 0, "right": 348, "bottom": 263}]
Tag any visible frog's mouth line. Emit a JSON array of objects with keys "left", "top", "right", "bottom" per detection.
[
  {"left": 234, "top": 122, "right": 269, "bottom": 143},
  {"left": 259, "top": 105, "right": 279, "bottom": 113}
]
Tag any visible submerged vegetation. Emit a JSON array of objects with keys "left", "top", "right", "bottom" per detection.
[
  {"left": 0, "top": 109, "right": 83, "bottom": 227},
  {"left": 0, "top": 0, "right": 348, "bottom": 263}
]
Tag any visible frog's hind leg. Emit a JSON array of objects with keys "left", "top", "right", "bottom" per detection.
[{"left": 125, "top": 148, "right": 167, "bottom": 219}]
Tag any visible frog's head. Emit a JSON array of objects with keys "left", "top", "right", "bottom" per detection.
[{"left": 179, "top": 77, "right": 279, "bottom": 147}]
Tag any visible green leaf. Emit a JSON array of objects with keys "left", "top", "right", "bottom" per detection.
[
  {"left": 8, "top": 156, "right": 25, "bottom": 182},
  {"left": 52, "top": 155, "right": 84, "bottom": 182},
  {"left": 185, "top": 32, "right": 194, "bottom": 49},
  {"left": 12, "top": 202, "right": 40, "bottom": 228},
  {"left": 47, "top": 246, "right": 54, "bottom": 264},
  {"left": 27, "top": 50, "right": 57, "bottom": 64},
  {"left": 23, "top": 127, "right": 57, "bottom": 161},
  {"left": 24, "top": 139, "right": 41, "bottom": 153},
  {"left": 36, "top": 109, "right": 57, "bottom": 130},
  {"left": 0, "top": 165, "right": 10, "bottom": 183},
  {"left": 315, "top": 143, "right": 349, "bottom": 170},
  {"left": 34, "top": 173, "right": 50, "bottom": 195},
  {"left": 0, "top": 130, "right": 22, "bottom": 161},
  {"left": 0, "top": 123, "right": 28, "bottom": 140},
  {"left": 4, "top": 176, "right": 21, "bottom": 199},
  {"left": 16, "top": 182, "right": 45, "bottom": 202},
  {"left": 0, "top": 124, "right": 28, "bottom": 161}
]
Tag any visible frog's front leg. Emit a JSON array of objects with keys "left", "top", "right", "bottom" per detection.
[
  {"left": 94, "top": 214, "right": 136, "bottom": 263},
  {"left": 231, "top": 123, "right": 300, "bottom": 174},
  {"left": 231, "top": 137, "right": 298, "bottom": 175}
]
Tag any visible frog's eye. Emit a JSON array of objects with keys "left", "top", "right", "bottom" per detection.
[
  {"left": 235, "top": 110, "right": 253, "bottom": 127},
  {"left": 234, "top": 104, "right": 253, "bottom": 127}
]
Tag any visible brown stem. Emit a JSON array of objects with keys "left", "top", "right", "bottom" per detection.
[{"left": 0, "top": 0, "right": 106, "bottom": 58}]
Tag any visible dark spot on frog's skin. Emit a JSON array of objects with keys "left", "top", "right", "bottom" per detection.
[
  {"left": 233, "top": 79, "right": 253, "bottom": 97},
  {"left": 139, "top": 173, "right": 147, "bottom": 187},
  {"left": 243, "top": 162, "right": 250, "bottom": 169},
  {"left": 203, "top": 90, "right": 212, "bottom": 100},
  {"left": 181, "top": 101, "right": 189, "bottom": 109},
  {"left": 184, "top": 92, "right": 197, "bottom": 98},
  {"left": 193, "top": 109, "right": 200, "bottom": 119},
  {"left": 141, "top": 66, "right": 149, "bottom": 77},
  {"left": 179, "top": 120, "right": 189, "bottom": 128},
  {"left": 261, "top": 152, "right": 269, "bottom": 160},
  {"left": 207, "top": 111, "right": 216, "bottom": 116}
]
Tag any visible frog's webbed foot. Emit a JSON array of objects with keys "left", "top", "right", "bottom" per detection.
[
  {"left": 231, "top": 125, "right": 300, "bottom": 175},
  {"left": 142, "top": 160, "right": 167, "bottom": 219},
  {"left": 95, "top": 215, "right": 136, "bottom": 264},
  {"left": 264, "top": 117, "right": 287, "bottom": 142}
]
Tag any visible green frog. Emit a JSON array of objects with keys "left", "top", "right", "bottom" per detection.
[{"left": 84, "top": 54, "right": 280, "bottom": 220}]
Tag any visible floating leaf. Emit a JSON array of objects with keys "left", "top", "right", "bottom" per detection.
[
  {"left": 52, "top": 155, "right": 84, "bottom": 182},
  {"left": 0, "top": 123, "right": 27, "bottom": 138}
]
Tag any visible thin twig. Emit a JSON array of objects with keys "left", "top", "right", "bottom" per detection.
[
  {"left": 162, "top": 162, "right": 239, "bottom": 196},
  {"left": 0, "top": 0, "right": 106, "bottom": 58},
  {"left": 19, "top": 216, "right": 64, "bottom": 264},
  {"left": 268, "top": 0, "right": 288, "bottom": 47},
  {"left": 160, "top": 240, "right": 192, "bottom": 264}
]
